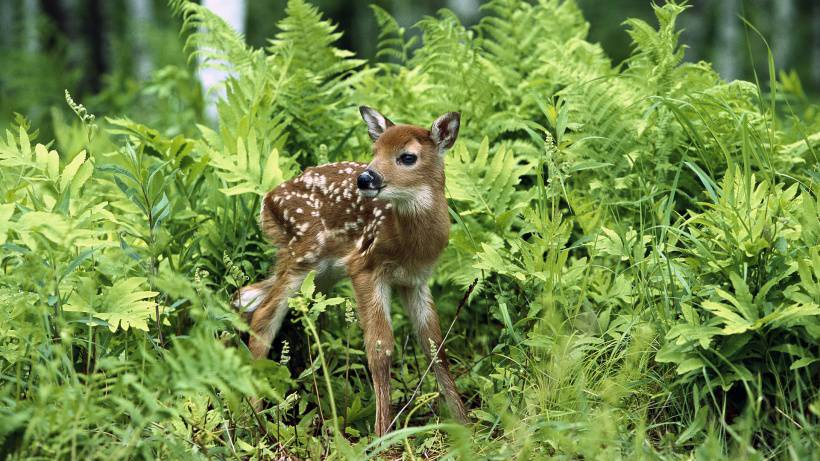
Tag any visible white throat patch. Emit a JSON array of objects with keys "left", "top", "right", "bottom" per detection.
[{"left": 389, "top": 184, "right": 434, "bottom": 215}]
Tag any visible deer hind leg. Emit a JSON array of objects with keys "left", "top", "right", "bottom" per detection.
[
  {"left": 247, "top": 270, "right": 306, "bottom": 360},
  {"left": 398, "top": 284, "right": 468, "bottom": 424},
  {"left": 350, "top": 270, "right": 395, "bottom": 436}
]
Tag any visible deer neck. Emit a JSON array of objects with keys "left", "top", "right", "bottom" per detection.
[{"left": 388, "top": 180, "right": 450, "bottom": 265}]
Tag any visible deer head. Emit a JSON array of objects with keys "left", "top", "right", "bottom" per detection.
[{"left": 357, "top": 106, "right": 460, "bottom": 214}]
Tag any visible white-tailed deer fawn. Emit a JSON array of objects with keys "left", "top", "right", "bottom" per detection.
[{"left": 235, "top": 106, "right": 468, "bottom": 435}]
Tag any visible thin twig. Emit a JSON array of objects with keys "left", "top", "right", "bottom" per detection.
[
  {"left": 221, "top": 418, "right": 240, "bottom": 460},
  {"left": 244, "top": 396, "right": 270, "bottom": 442},
  {"left": 387, "top": 278, "right": 478, "bottom": 433},
  {"left": 305, "top": 330, "right": 326, "bottom": 429}
]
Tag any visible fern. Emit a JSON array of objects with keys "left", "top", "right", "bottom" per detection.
[
  {"left": 172, "top": 0, "right": 262, "bottom": 74},
  {"left": 64, "top": 277, "right": 160, "bottom": 333},
  {"left": 202, "top": 124, "right": 294, "bottom": 196},
  {"left": 264, "top": 0, "right": 365, "bottom": 159},
  {"left": 623, "top": 1, "right": 687, "bottom": 95},
  {"left": 412, "top": 10, "right": 503, "bottom": 124},
  {"left": 370, "top": 5, "right": 417, "bottom": 65},
  {"left": 446, "top": 137, "right": 530, "bottom": 221}
]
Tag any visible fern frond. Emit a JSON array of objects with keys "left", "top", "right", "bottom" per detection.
[
  {"left": 412, "top": 9, "right": 504, "bottom": 126},
  {"left": 446, "top": 137, "right": 530, "bottom": 221},
  {"left": 370, "top": 5, "right": 417, "bottom": 66},
  {"left": 256, "top": 0, "right": 364, "bottom": 162},
  {"left": 200, "top": 115, "right": 297, "bottom": 197},
  {"left": 171, "top": 0, "right": 262, "bottom": 75},
  {"left": 623, "top": 1, "right": 688, "bottom": 94}
]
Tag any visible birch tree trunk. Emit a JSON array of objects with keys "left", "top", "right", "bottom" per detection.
[
  {"left": 128, "top": 0, "right": 154, "bottom": 81},
  {"left": 61, "top": 0, "right": 82, "bottom": 69},
  {"left": 0, "top": 2, "right": 13, "bottom": 49},
  {"left": 773, "top": 0, "right": 795, "bottom": 71},
  {"left": 198, "top": 0, "right": 247, "bottom": 124},
  {"left": 714, "top": 0, "right": 741, "bottom": 82},
  {"left": 22, "top": 0, "right": 39, "bottom": 54},
  {"left": 447, "top": 0, "right": 480, "bottom": 22},
  {"left": 812, "top": 2, "right": 820, "bottom": 88}
]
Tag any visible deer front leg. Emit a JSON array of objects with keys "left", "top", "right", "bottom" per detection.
[
  {"left": 398, "top": 284, "right": 468, "bottom": 423},
  {"left": 350, "top": 270, "right": 395, "bottom": 436}
]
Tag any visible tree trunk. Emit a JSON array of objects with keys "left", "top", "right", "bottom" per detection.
[
  {"left": 447, "top": 0, "right": 480, "bottom": 23},
  {"left": 0, "top": 2, "right": 14, "bottom": 49},
  {"left": 23, "top": 0, "right": 39, "bottom": 54},
  {"left": 128, "top": 0, "right": 154, "bottom": 81},
  {"left": 812, "top": 2, "right": 820, "bottom": 89},
  {"left": 714, "top": 0, "right": 741, "bottom": 81},
  {"left": 84, "top": 0, "right": 106, "bottom": 93},
  {"left": 773, "top": 0, "right": 795, "bottom": 71},
  {"left": 198, "top": 0, "right": 247, "bottom": 124},
  {"left": 60, "top": 0, "right": 84, "bottom": 70},
  {"left": 680, "top": 0, "right": 708, "bottom": 62}
]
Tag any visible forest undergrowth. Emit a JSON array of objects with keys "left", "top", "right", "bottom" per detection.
[{"left": 1, "top": 1, "right": 818, "bottom": 459}]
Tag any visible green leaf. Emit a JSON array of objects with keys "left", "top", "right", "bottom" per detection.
[
  {"left": 655, "top": 345, "right": 685, "bottom": 364},
  {"left": 676, "top": 409, "right": 707, "bottom": 446},
  {"left": 702, "top": 300, "right": 751, "bottom": 334},
  {"left": 789, "top": 357, "right": 818, "bottom": 370},
  {"left": 300, "top": 271, "right": 316, "bottom": 298},
  {"left": 0, "top": 203, "right": 15, "bottom": 245},
  {"left": 19, "top": 125, "right": 30, "bottom": 159},
  {"left": 69, "top": 277, "right": 160, "bottom": 333},
  {"left": 70, "top": 160, "right": 94, "bottom": 195},
  {"left": 206, "top": 129, "right": 294, "bottom": 197},
  {"left": 498, "top": 301, "right": 520, "bottom": 343},
  {"left": 677, "top": 357, "right": 705, "bottom": 374},
  {"left": 59, "top": 150, "right": 87, "bottom": 192},
  {"left": 261, "top": 148, "right": 286, "bottom": 189}
]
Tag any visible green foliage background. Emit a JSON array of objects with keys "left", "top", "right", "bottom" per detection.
[{"left": 1, "top": 1, "right": 819, "bottom": 459}]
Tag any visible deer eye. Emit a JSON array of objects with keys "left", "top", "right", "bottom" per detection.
[{"left": 398, "top": 153, "right": 417, "bottom": 166}]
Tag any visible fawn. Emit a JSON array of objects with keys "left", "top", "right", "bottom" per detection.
[{"left": 234, "top": 106, "right": 468, "bottom": 435}]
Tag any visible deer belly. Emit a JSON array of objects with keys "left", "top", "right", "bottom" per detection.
[
  {"left": 315, "top": 257, "right": 347, "bottom": 293},
  {"left": 386, "top": 265, "right": 432, "bottom": 287}
]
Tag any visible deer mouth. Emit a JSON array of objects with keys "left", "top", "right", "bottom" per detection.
[{"left": 359, "top": 186, "right": 384, "bottom": 198}]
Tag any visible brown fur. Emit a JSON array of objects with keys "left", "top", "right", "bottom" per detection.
[{"left": 237, "top": 111, "right": 467, "bottom": 436}]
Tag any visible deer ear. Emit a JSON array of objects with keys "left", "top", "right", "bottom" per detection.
[
  {"left": 359, "top": 106, "right": 394, "bottom": 141},
  {"left": 430, "top": 112, "right": 460, "bottom": 154}
]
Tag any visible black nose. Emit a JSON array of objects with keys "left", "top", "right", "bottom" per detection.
[{"left": 357, "top": 169, "right": 382, "bottom": 190}]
